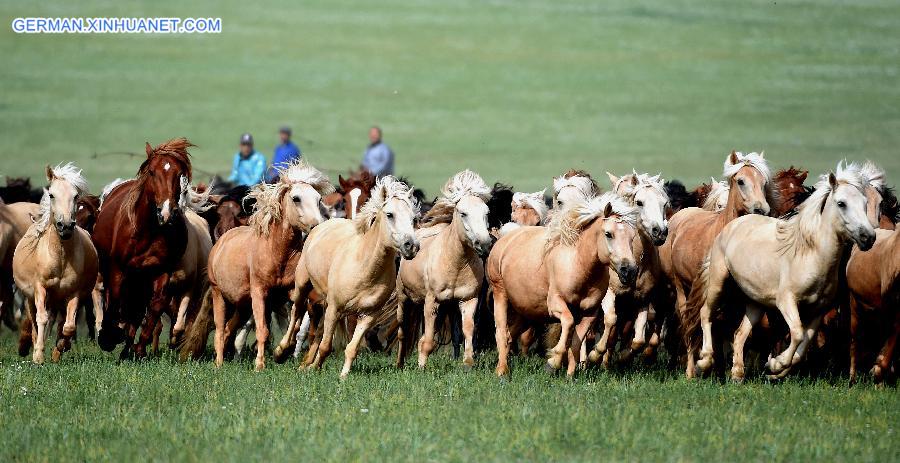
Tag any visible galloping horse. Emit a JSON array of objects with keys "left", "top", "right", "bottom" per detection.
[
  {"left": 659, "top": 151, "right": 776, "bottom": 374},
  {"left": 286, "top": 176, "right": 419, "bottom": 378},
  {"left": 488, "top": 192, "right": 640, "bottom": 378},
  {"left": 0, "top": 201, "right": 39, "bottom": 330},
  {"left": 92, "top": 138, "right": 193, "bottom": 358},
  {"left": 13, "top": 164, "right": 98, "bottom": 363},
  {"left": 686, "top": 162, "right": 875, "bottom": 381},
  {"left": 589, "top": 172, "right": 669, "bottom": 365},
  {"left": 186, "top": 160, "right": 331, "bottom": 371},
  {"left": 498, "top": 189, "right": 548, "bottom": 236},
  {"left": 396, "top": 170, "right": 492, "bottom": 369}
]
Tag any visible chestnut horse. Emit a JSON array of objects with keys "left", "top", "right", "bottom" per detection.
[
  {"left": 686, "top": 163, "right": 874, "bottom": 381},
  {"left": 13, "top": 164, "right": 98, "bottom": 363},
  {"left": 92, "top": 138, "right": 194, "bottom": 358},
  {"left": 488, "top": 192, "right": 639, "bottom": 378},
  {"left": 659, "top": 151, "right": 776, "bottom": 375}
]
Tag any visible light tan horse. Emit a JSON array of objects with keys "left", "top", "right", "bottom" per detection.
[
  {"left": 702, "top": 178, "right": 729, "bottom": 212},
  {"left": 552, "top": 169, "right": 599, "bottom": 209},
  {"left": 166, "top": 209, "right": 213, "bottom": 347},
  {"left": 198, "top": 160, "right": 331, "bottom": 371},
  {"left": 13, "top": 164, "right": 98, "bottom": 364},
  {"left": 396, "top": 170, "right": 492, "bottom": 369},
  {"left": 686, "top": 162, "right": 875, "bottom": 381},
  {"left": 659, "top": 151, "right": 776, "bottom": 374},
  {"left": 487, "top": 192, "right": 640, "bottom": 378},
  {"left": 846, "top": 227, "right": 899, "bottom": 384},
  {"left": 284, "top": 176, "right": 419, "bottom": 379},
  {"left": 0, "top": 201, "right": 39, "bottom": 327},
  {"left": 588, "top": 172, "right": 669, "bottom": 365},
  {"left": 499, "top": 190, "right": 548, "bottom": 236}
]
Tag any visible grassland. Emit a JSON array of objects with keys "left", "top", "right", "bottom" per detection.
[{"left": 2, "top": 0, "right": 900, "bottom": 461}]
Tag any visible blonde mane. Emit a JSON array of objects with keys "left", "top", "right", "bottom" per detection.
[
  {"left": 354, "top": 175, "right": 420, "bottom": 233},
  {"left": 512, "top": 189, "right": 549, "bottom": 223},
  {"left": 247, "top": 159, "right": 333, "bottom": 236},
  {"left": 616, "top": 170, "right": 668, "bottom": 202},
  {"left": 421, "top": 170, "right": 490, "bottom": 227},
  {"left": 860, "top": 160, "right": 885, "bottom": 191},
  {"left": 99, "top": 178, "right": 130, "bottom": 208},
  {"left": 29, "top": 163, "right": 89, "bottom": 238},
  {"left": 553, "top": 171, "right": 598, "bottom": 200},
  {"left": 722, "top": 151, "right": 771, "bottom": 182},
  {"left": 545, "top": 192, "right": 638, "bottom": 249},
  {"left": 702, "top": 178, "right": 730, "bottom": 211},
  {"left": 776, "top": 161, "right": 867, "bottom": 256},
  {"left": 180, "top": 176, "right": 212, "bottom": 213}
]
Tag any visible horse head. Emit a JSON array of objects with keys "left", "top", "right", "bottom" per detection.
[
  {"left": 608, "top": 171, "right": 669, "bottom": 245},
  {"left": 860, "top": 160, "right": 887, "bottom": 228},
  {"left": 510, "top": 190, "right": 546, "bottom": 227},
  {"left": 363, "top": 176, "right": 419, "bottom": 259},
  {"left": 723, "top": 151, "right": 771, "bottom": 216},
  {"left": 45, "top": 163, "right": 88, "bottom": 240},
  {"left": 141, "top": 138, "right": 193, "bottom": 225},
  {"left": 827, "top": 163, "right": 876, "bottom": 250},
  {"left": 279, "top": 159, "right": 334, "bottom": 233},
  {"left": 596, "top": 195, "right": 640, "bottom": 286},
  {"left": 441, "top": 170, "right": 492, "bottom": 257}
]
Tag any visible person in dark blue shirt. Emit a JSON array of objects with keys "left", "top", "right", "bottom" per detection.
[{"left": 267, "top": 126, "right": 302, "bottom": 182}]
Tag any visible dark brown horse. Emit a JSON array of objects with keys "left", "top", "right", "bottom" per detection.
[
  {"left": 92, "top": 138, "right": 193, "bottom": 358},
  {"left": 338, "top": 170, "right": 377, "bottom": 218}
]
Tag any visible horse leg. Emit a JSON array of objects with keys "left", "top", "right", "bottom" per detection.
[
  {"left": 135, "top": 275, "right": 169, "bottom": 358},
  {"left": 766, "top": 293, "right": 802, "bottom": 376},
  {"left": 621, "top": 306, "right": 650, "bottom": 364},
  {"left": 211, "top": 287, "right": 228, "bottom": 368},
  {"left": 449, "top": 305, "right": 463, "bottom": 359},
  {"left": 547, "top": 295, "right": 574, "bottom": 372},
  {"left": 567, "top": 314, "right": 595, "bottom": 378},
  {"left": 275, "top": 284, "right": 311, "bottom": 363},
  {"left": 849, "top": 296, "right": 860, "bottom": 384},
  {"left": 697, "top": 256, "right": 730, "bottom": 374},
  {"left": 249, "top": 286, "right": 269, "bottom": 372},
  {"left": 417, "top": 294, "right": 439, "bottom": 369},
  {"left": 671, "top": 279, "right": 696, "bottom": 377},
  {"left": 589, "top": 289, "right": 616, "bottom": 363},
  {"left": 730, "top": 303, "right": 763, "bottom": 382},
  {"left": 395, "top": 285, "right": 411, "bottom": 369},
  {"left": 302, "top": 304, "right": 322, "bottom": 368},
  {"left": 17, "top": 300, "right": 34, "bottom": 357},
  {"left": 519, "top": 325, "right": 535, "bottom": 357},
  {"left": 459, "top": 297, "right": 478, "bottom": 369},
  {"left": 32, "top": 286, "right": 49, "bottom": 365},
  {"left": 872, "top": 309, "right": 900, "bottom": 383},
  {"left": 340, "top": 313, "right": 374, "bottom": 379},
  {"left": 170, "top": 293, "right": 191, "bottom": 347},
  {"left": 52, "top": 296, "right": 80, "bottom": 362},
  {"left": 294, "top": 312, "right": 311, "bottom": 358},
  {"left": 91, "top": 278, "right": 104, "bottom": 338},
  {"left": 309, "top": 298, "right": 339, "bottom": 370},
  {"left": 493, "top": 287, "right": 512, "bottom": 378}
]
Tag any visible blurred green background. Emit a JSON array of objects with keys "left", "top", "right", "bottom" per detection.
[{"left": 2, "top": 0, "right": 899, "bottom": 194}]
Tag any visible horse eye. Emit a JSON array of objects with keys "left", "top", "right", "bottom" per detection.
[
  {"left": 460, "top": 212, "right": 468, "bottom": 218},
  {"left": 737, "top": 179, "right": 745, "bottom": 186},
  {"left": 386, "top": 212, "right": 394, "bottom": 219},
  {"left": 635, "top": 200, "right": 644, "bottom": 207},
  {"left": 48, "top": 193, "right": 54, "bottom": 199},
  {"left": 837, "top": 200, "right": 846, "bottom": 209},
  {"left": 605, "top": 231, "right": 612, "bottom": 239},
  {"left": 293, "top": 196, "right": 301, "bottom": 204}
]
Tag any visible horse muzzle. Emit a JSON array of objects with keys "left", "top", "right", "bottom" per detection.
[
  {"left": 156, "top": 200, "right": 175, "bottom": 225},
  {"left": 855, "top": 228, "right": 876, "bottom": 251},
  {"left": 399, "top": 238, "right": 420, "bottom": 260},
  {"left": 616, "top": 263, "right": 639, "bottom": 287},
  {"left": 649, "top": 225, "right": 668, "bottom": 246},
  {"left": 474, "top": 238, "right": 493, "bottom": 258},
  {"left": 55, "top": 221, "right": 76, "bottom": 240}
]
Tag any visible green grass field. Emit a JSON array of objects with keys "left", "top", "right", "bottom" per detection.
[{"left": 2, "top": 0, "right": 900, "bottom": 461}]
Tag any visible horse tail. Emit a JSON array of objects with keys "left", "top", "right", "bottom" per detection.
[
  {"left": 681, "top": 258, "right": 711, "bottom": 355},
  {"left": 543, "top": 322, "right": 561, "bottom": 351},
  {"left": 178, "top": 286, "right": 213, "bottom": 361}
]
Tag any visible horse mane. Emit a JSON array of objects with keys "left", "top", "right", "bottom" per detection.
[
  {"left": 486, "top": 182, "right": 515, "bottom": 229},
  {"left": 247, "top": 159, "right": 333, "bottom": 237},
  {"left": 722, "top": 151, "right": 780, "bottom": 213},
  {"left": 617, "top": 170, "right": 668, "bottom": 204},
  {"left": 123, "top": 138, "right": 195, "bottom": 223},
  {"left": 26, "top": 163, "right": 89, "bottom": 240},
  {"left": 776, "top": 161, "right": 867, "bottom": 256},
  {"left": 420, "top": 170, "right": 490, "bottom": 228},
  {"left": 860, "top": 160, "right": 885, "bottom": 191},
  {"left": 179, "top": 176, "right": 212, "bottom": 213},
  {"left": 663, "top": 180, "right": 696, "bottom": 212},
  {"left": 100, "top": 178, "right": 130, "bottom": 208},
  {"left": 545, "top": 192, "right": 638, "bottom": 250},
  {"left": 882, "top": 185, "right": 899, "bottom": 224},
  {"left": 354, "top": 175, "right": 420, "bottom": 233},
  {"left": 701, "top": 178, "right": 729, "bottom": 211},
  {"left": 553, "top": 169, "right": 600, "bottom": 199},
  {"left": 774, "top": 166, "right": 814, "bottom": 215},
  {"left": 512, "top": 189, "right": 549, "bottom": 224}
]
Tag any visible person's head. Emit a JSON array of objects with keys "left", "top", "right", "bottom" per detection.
[
  {"left": 239, "top": 133, "right": 253, "bottom": 157},
  {"left": 368, "top": 126, "right": 382, "bottom": 145},
  {"left": 279, "top": 126, "right": 292, "bottom": 144}
]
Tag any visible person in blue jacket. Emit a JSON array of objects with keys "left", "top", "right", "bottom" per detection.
[
  {"left": 227, "top": 133, "right": 267, "bottom": 186},
  {"left": 361, "top": 126, "right": 394, "bottom": 177},
  {"left": 266, "top": 126, "right": 301, "bottom": 182}
]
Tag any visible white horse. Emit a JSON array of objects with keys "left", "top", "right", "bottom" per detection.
[{"left": 686, "top": 162, "right": 875, "bottom": 380}]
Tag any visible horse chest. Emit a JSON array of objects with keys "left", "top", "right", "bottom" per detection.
[{"left": 426, "top": 260, "right": 482, "bottom": 301}]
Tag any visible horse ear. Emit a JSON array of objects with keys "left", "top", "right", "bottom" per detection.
[
  {"left": 338, "top": 175, "right": 349, "bottom": 190},
  {"left": 45, "top": 165, "right": 54, "bottom": 182},
  {"left": 606, "top": 172, "right": 619, "bottom": 187},
  {"left": 603, "top": 201, "right": 614, "bottom": 218},
  {"left": 630, "top": 175, "right": 639, "bottom": 186},
  {"left": 799, "top": 171, "right": 808, "bottom": 183},
  {"left": 145, "top": 142, "right": 153, "bottom": 158},
  {"left": 728, "top": 151, "right": 739, "bottom": 165},
  {"left": 828, "top": 172, "right": 837, "bottom": 188},
  {"left": 759, "top": 151, "right": 765, "bottom": 159}
]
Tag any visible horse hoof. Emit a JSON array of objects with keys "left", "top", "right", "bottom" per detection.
[
  {"left": 462, "top": 363, "right": 473, "bottom": 373},
  {"left": 543, "top": 362, "right": 558, "bottom": 374},
  {"left": 497, "top": 373, "right": 509, "bottom": 383},
  {"left": 587, "top": 350, "right": 602, "bottom": 364},
  {"left": 51, "top": 348, "right": 61, "bottom": 363},
  {"left": 696, "top": 357, "right": 713, "bottom": 372}
]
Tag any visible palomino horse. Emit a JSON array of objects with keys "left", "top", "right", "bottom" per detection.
[
  {"left": 701, "top": 179, "right": 729, "bottom": 212},
  {"left": 588, "top": 172, "right": 669, "bottom": 365},
  {"left": 846, "top": 226, "right": 899, "bottom": 384},
  {"left": 192, "top": 160, "right": 330, "bottom": 371},
  {"left": 13, "top": 164, "right": 98, "bottom": 363},
  {"left": 498, "top": 189, "right": 548, "bottom": 236},
  {"left": 487, "top": 192, "right": 640, "bottom": 378},
  {"left": 0, "top": 201, "right": 39, "bottom": 330},
  {"left": 93, "top": 138, "right": 193, "bottom": 358},
  {"left": 164, "top": 209, "right": 213, "bottom": 348},
  {"left": 659, "top": 151, "right": 776, "bottom": 374},
  {"left": 552, "top": 169, "right": 599, "bottom": 209},
  {"left": 687, "top": 162, "right": 875, "bottom": 381},
  {"left": 285, "top": 176, "right": 419, "bottom": 378},
  {"left": 396, "top": 170, "right": 492, "bottom": 369}
]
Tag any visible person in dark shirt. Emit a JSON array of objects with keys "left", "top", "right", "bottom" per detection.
[{"left": 267, "top": 126, "right": 302, "bottom": 182}]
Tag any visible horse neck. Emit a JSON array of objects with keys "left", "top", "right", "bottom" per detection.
[
  {"left": 794, "top": 201, "right": 846, "bottom": 268},
  {"left": 571, "top": 221, "right": 608, "bottom": 280},
  {"left": 264, "top": 215, "right": 304, "bottom": 263},
  {"left": 721, "top": 179, "right": 746, "bottom": 223},
  {"left": 357, "top": 215, "right": 397, "bottom": 274},
  {"left": 441, "top": 214, "right": 475, "bottom": 261},
  {"left": 38, "top": 210, "right": 67, "bottom": 258}
]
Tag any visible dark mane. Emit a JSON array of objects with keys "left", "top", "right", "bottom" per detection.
[
  {"left": 487, "top": 182, "right": 514, "bottom": 229},
  {"left": 882, "top": 185, "right": 899, "bottom": 224},
  {"left": 124, "top": 137, "right": 195, "bottom": 222},
  {"left": 664, "top": 180, "right": 696, "bottom": 215}
]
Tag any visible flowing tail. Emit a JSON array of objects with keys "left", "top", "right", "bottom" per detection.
[
  {"left": 681, "top": 258, "right": 711, "bottom": 357},
  {"left": 178, "top": 287, "right": 214, "bottom": 361}
]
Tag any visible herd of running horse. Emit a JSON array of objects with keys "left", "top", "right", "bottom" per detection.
[{"left": 0, "top": 137, "right": 897, "bottom": 383}]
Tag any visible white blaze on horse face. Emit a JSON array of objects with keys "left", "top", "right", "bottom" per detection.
[
  {"left": 632, "top": 186, "right": 668, "bottom": 238},
  {"left": 456, "top": 195, "right": 491, "bottom": 250},
  {"left": 382, "top": 197, "right": 418, "bottom": 258},
  {"left": 833, "top": 182, "right": 875, "bottom": 249},
  {"left": 349, "top": 188, "right": 362, "bottom": 220},
  {"left": 164, "top": 162, "right": 171, "bottom": 171},
  {"left": 289, "top": 183, "right": 325, "bottom": 232},
  {"left": 159, "top": 199, "right": 171, "bottom": 223}
]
